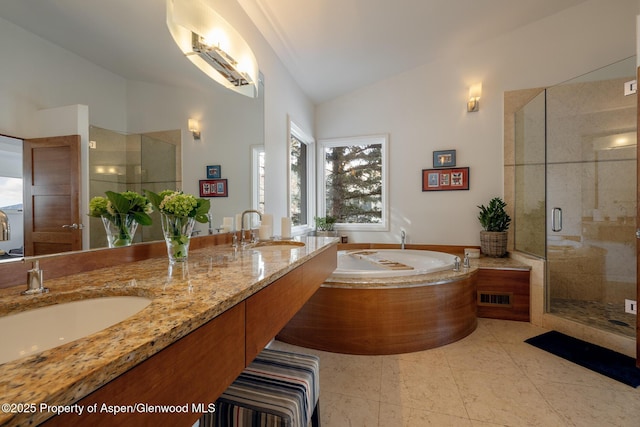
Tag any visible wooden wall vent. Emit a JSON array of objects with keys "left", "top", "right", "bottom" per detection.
[{"left": 478, "top": 292, "right": 513, "bottom": 307}]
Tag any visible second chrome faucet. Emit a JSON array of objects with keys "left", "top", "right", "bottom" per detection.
[{"left": 240, "top": 210, "right": 262, "bottom": 246}]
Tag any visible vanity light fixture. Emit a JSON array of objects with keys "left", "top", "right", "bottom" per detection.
[
  {"left": 188, "top": 118, "right": 201, "bottom": 140},
  {"left": 467, "top": 83, "right": 482, "bottom": 112},
  {"left": 166, "top": 0, "right": 259, "bottom": 98}
]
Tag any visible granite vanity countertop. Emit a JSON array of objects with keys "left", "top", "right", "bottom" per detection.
[
  {"left": 324, "top": 254, "right": 530, "bottom": 289},
  {"left": 0, "top": 236, "right": 338, "bottom": 427}
]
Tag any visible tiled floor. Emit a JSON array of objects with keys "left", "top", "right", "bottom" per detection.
[{"left": 271, "top": 318, "right": 640, "bottom": 426}]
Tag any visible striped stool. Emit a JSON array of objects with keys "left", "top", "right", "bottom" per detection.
[{"left": 200, "top": 348, "right": 320, "bottom": 427}]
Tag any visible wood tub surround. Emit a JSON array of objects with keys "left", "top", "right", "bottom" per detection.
[
  {"left": 278, "top": 245, "right": 531, "bottom": 355},
  {"left": 476, "top": 268, "right": 530, "bottom": 321},
  {"left": 0, "top": 236, "right": 337, "bottom": 427},
  {"left": 278, "top": 271, "right": 478, "bottom": 355}
]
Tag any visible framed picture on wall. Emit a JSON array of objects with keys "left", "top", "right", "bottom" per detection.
[
  {"left": 422, "top": 167, "right": 469, "bottom": 191},
  {"left": 206, "top": 165, "right": 221, "bottom": 179},
  {"left": 199, "top": 179, "right": 228, "bottom": 197},
  {"left": 432, "top": 150, "right": 456, "bottom": 168}
]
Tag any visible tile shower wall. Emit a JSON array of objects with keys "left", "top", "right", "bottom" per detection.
[{"left": 88, "top": 126, "right": 181, "bottom": 248}]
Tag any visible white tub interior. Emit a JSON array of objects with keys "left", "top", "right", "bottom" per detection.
[{"left": 332, "top": 249, "right": 456, "bottom": 278}]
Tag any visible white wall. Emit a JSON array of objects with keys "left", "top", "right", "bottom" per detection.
[
  {"left": 0, "top": 18, "right": 128, "bottom": 137},
  {"left": 316, "top": 0, "right": 639, "bottom": 246}
]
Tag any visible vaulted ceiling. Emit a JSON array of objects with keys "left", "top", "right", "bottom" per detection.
[{"left": 0, "top": 0, "right": 589, "bottom": 104}]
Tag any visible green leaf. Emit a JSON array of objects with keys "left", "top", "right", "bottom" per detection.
[
  {"left": 144, "top": 190, "right": 164, "bottom": 211},
  {"left": 133, "top": 211, "right": 153, "bottom": 226},
  {"left": 105, "top": 191, "right": 131, "bottom": 215},
  {"left": 194, "top": 198, "right": 211, "bottom": 223}
]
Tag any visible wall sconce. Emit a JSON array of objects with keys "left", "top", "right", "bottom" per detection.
[
  {"left": 467, "top": 83, "right": 482, "bottom": 112},
  {"left": 188, "top": 119, "right": 201, "bottom": 140}
]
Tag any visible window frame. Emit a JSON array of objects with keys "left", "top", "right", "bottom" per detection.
[
  {"left": 287, "top": 118, "right": 315, "bottom": 235},
  {"left": 317, "top": 134, "right": 389, "bottom": 232},
  {"left": 250, "top": 144, "right": 265, "bottom": 213}
]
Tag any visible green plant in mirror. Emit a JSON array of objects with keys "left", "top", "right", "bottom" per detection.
[
  {"left": 144, "top": 190, "right": 210, "bottom": 222},
  {"left": 145, "top": 190, "right": 210, "bottom": 262},
  {"left": 89, "top": 191, "right": 153, "bottom": 247},
  {"left": 477, "top": 197, "right": 511, "bottom": 232}
]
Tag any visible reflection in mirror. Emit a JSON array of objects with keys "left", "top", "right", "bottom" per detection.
[
  {"left": 0, "top": 1, "right": 265, "bottom": 263},
  {"left": 88, "top": 127, "right": 181, "bottom": 248},
  {"left": 0, "top": 135, "right": 23, "bottom": 260}
]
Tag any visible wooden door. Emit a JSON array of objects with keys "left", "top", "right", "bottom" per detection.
[{"left": 23, "top": 135, "right": 82, "bottom": 256}]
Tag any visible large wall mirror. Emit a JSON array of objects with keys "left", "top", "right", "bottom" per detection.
[
  {"left": 0, "top": 1, "right": 265, "bottom": 262},
  {"left": 0, "top": 135, "right": 23, "bottom": 259}
]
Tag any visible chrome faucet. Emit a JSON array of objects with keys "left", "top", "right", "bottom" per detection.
[
  {"left": 206, "top": 212, "right": 213, "bottom": 235},
  {"left": 463, "top": 253, "right": 471, "bottom": 269},
  {"left": 240, "top": 210, "right": 262, "bottom": 246},
  {"left": 401, "top": 230, "right": 406, "bottom": 250}
]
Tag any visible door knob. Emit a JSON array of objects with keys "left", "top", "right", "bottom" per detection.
[{"left": 62, "top": 223, "right": 84, "bottom": 230}]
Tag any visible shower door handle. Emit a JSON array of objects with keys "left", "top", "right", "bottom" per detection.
[{"left": 551, "top": 208, "right": 562, "bottom": 232}]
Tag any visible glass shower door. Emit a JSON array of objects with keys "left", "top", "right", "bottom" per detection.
[
  {"left": 514, "top": 91, "right": 546, "bottom": 258},
  {"left": 546, "top": 61, "right": 637, "bottom": 337}
]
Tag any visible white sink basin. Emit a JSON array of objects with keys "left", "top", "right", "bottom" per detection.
[{"left": 0, "top": 296, "right": 152, "bottom": 365}]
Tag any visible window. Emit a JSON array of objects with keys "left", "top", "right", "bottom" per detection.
[
  {"left": 318, "top": 135, "right": 388, "bottom": 231},
  {"left": 288, "top": 120, "right": 315, "bottom": 232},
  {"left": 251, "top": 145, "right": 265, "bottom": 213}
]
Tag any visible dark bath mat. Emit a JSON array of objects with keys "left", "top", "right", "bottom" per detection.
[{"left": 525, "top": 330, "right": 640, "bottom": 388}]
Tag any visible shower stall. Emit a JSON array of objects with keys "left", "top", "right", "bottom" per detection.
[
  {"left": 88, "top": 126, "right": 181, "bottom": 248},
  {"left": 514, "top": 57, "right": 637, "bottom": 339}
]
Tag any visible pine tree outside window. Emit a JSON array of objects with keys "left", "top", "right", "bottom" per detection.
[
  {"left": 318, "top": 135, "right": 389, "bottom": 231},
  {"left": 288, "top": 120, "right": 315, "bottom": 232}
]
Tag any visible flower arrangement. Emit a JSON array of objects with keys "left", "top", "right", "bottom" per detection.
[
  {"left": 145, "top": 190, "right": 210, "bottom": 261},
  {"left": 144, "top": 190, "right": 210, "bottom": 222},
  {"left": 89, "top": 190, "right": 153, "bottom": 247},
  {"left": 89, "top": 190, "right": 153, "bottom": 224}
]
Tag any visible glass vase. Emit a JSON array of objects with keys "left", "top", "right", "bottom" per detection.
[
  {"left": 101, "top": 214, "right": 138, "bottom": 248},
  {"left": 160, "top": 213, "right": 195, "bottom": 262}
]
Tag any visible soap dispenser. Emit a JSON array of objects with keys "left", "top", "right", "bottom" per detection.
[{"left": 22, "top": 260, "right": 49, "bottom": 295}]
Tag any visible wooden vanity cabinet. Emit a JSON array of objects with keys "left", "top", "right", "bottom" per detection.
[
  {"left": 42, "top": 244, "right": 337, "bottom": 427},
  {"left": 245, "top": 245, "right": 337, "bottom": 363},
  {"left": 43, "top": 302, "right": 245, "bottom": 427}
]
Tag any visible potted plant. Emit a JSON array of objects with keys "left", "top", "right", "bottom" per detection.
[
  {"left": 313, "top": 216, "right": 337, "bottom": 236},
  {"left": 477, "top": 197, "right": 511, "bottom": 257},
  {"left": 88, "top": 190, "right": 153, "bottom": 247}
]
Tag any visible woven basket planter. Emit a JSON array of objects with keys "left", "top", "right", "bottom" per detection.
[{"left": 479, "top": 231, "right": 508, "bottom": 257}]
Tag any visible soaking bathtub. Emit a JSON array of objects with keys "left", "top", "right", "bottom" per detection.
[{"left": 278, "top": 249, "right": 478, "bottom": 355}]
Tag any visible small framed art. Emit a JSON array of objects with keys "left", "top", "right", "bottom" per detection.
[
  {"left": 432, "top": 150, "right": 456, "bottom": 168},
  {"left": 199, "top": 179, "right": 228, "bottom": 197},
  {"left": 422, "top": 167, "right": 469, "bottom": 191},
  {"left": 206, "top": 165, "right": 221, "bottom": 179}
]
